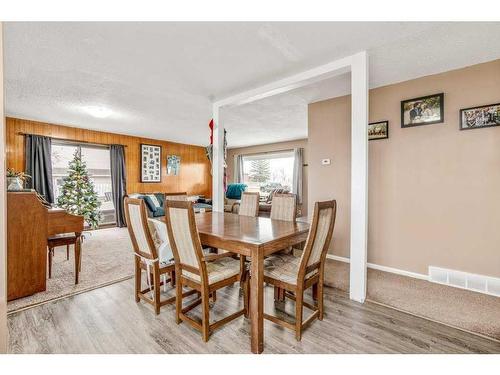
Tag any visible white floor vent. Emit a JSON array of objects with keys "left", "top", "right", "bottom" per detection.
[{"left": 429, "top": 266, "right": 500, "bottom": 297}]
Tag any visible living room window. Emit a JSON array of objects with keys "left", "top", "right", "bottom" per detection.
[
  {"left": 51, "top": 142, "right": 116, "bottom": 226},
  {"left": 242, "top": 151, "right": 294, "bottom": 200}
]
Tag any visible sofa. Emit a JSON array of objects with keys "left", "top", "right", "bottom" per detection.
[
  {"left": 128, "top": 192, "right": 212, "bottom": 217},
  {"left": 128, "top": 192, "right": 166, "bottom": 217}
]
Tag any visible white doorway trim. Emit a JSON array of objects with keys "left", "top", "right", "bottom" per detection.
[{"left": 211, "top": 51, "right": 369, "bottom": 302}]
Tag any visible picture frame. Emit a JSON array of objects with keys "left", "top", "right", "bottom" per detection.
[
  {"left": 368, "top": 120, "right": 389, "bottom": 140},
  {"left": 140, "top": 144, "right": 162, "bottom": 183},
  {"left": 460, "top": 102, "right": 500, "bottom": 131},
  {"left": 401, "top": 93, "right": 444, "bottom": 128},
  {"left": 167, "top": 155, "right": 181, "bottom": 176}
]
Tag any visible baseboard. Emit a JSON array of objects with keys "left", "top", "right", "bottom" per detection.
[{"left": 326, "top": 254, "right": 429, "bottom": 281}]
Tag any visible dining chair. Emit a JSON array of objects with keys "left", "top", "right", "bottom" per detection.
[
  {"left": 164, "top": 199, "right": 249, "bottom": 342},
  {"left": 263, "top": 200, "right": 336, "bottom": 341},
  {"left": 237, "top": 192, "right": 260, "bottom": 217},
  {"left": 270, "top": 193, "right": 297, "bottom": 222},
  {"left": 124, "top": 197, "right": 197, "bottom": 315}
]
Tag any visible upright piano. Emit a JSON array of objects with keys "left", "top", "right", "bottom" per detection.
[{"left": 7, "top": 191, "right": 84, "bottom": 301}]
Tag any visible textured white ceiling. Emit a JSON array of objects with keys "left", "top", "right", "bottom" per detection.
[{"left": 4, "top": 22, "right": 500, "bottom": 148}]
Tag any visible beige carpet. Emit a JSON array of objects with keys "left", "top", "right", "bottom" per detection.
[
  {"left": 324, "top": 259, "right": 500, "bottom": 341},
  {"left": 8, "top": 227, "right": 134, "bottom": 313}
]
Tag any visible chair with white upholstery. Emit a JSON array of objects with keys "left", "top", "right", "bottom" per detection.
[
  {"left": 124, "top": 197, "right": 196, "bottom": 315},
  {"left": 270, "top": 193, "right": 297, "bottom": 222},
  {"left": 164, "top": 199, "right": 249, "bottom": 342},
  {"left": 263, "top": 200, "right": 336, "bottom": 341},
  {"left": 237, "top": 192, "right": 260, "bottom": 217}
]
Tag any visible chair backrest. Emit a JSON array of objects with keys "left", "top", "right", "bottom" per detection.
[
  {"left": 124, "top": 197, "right": 158, "bottom": 260},
  {"left": 299, "top": 200, "right": 336, "bottom": 274},
  {"left": 164, "top": 200, "right": 207, "bottom": 282},
  {"left": 270, "top": 193, "right": 297, "bottom": 222},
  {"left": 239, "top": 192, "right": 259, "bottom": 217}
]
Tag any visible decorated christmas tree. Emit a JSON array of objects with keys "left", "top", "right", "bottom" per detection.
[{"left": 57, "top": 149, "right": 102, "bottom": 229}]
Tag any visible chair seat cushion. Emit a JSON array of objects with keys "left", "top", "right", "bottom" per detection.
[
  {"left": 184, "top": 257, "right": 240, "bottom": 285},
  {"left": 264, "top": 253, "right": 317, "bottom": 285}
]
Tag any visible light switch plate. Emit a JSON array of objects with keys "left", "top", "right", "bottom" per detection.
[{"left": 321, "top": 158, "right": 331, "bottom": 165}]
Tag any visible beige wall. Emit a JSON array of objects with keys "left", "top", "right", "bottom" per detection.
[
  {"left": 0, "top": 22, "right": 8, "bottom": 353},
  {"left": 309, "top": 59, "right": 500, "bottom": 278},
  {"left": 227, "top": 139, "right": 308, "bottom": 215}
]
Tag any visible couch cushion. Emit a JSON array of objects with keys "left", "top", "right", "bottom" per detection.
[
  {"left": 226, "top": 183, "right": 247, "bottom": 199},
  {"left": 152, "top": 207, "right": 165, "bottom": 217}
]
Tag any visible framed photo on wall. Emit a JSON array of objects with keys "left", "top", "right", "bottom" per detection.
[
  {"left": 167, "top": 155, "right": 181, "bottom": 176},
  {"left": 401, "top": 93, "right": 444, "bottom": 128},
  {"left": 460, "top": 102, "right": 500, "bottom": 130},
  {"left": 140, "top": 144, "right": 162, "bottom": 182},
  {"left": 368, "top": 120, "right": 389, "bottom": 140}
]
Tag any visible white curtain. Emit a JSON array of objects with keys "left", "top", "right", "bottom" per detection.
[
  {"left": 292, "top": 148, "right": 303, "bottom": 204},
  {"left": 234, "top": 155, "right": 244, "bottom": 183}
]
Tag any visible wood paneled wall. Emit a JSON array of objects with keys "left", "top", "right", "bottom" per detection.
[{"left": 6, "top": 117, "right": 212, "bottom": 197}]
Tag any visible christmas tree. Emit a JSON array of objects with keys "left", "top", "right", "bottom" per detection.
[{"left": 57, "top": 149, "right": 102, "bottom": 229}]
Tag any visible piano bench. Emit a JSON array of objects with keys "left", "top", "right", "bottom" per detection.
[{"left": 48, "top": 233, "right": 82, "bottom": 284}]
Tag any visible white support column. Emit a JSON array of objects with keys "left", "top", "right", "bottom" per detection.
[
  {"left": 211, "top": 104, "right": 225, "bottom": 212},
  {"left": 349, "top": 51, "right": 369, "bottom": 303}
]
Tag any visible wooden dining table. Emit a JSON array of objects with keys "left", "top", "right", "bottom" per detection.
[{"left": 194, "top": 211, "right": 309, "bottom": 354}]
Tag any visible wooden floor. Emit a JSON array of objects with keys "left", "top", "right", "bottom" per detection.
[{"left": 7, "top": 279, "right": 500, "bottom": 354}]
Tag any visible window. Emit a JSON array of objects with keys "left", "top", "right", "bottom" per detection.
[
  {"left": 242, "top": 151, "right": 294, "bottom": 200},
  {"left": 51, "top": 142, "right": 116, "bottom": 226}
]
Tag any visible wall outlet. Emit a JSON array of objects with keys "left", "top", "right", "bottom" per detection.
[{"left": 321, "top": 158, "right": 331, "bottom": 165}]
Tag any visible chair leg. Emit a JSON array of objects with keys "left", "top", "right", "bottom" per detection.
[
  {"left": 134, "top": 258, "right": 141, "bottom": 303},
  {"left": 175, "top": 271, "right": 182, "bottom": 324},
  {"left": 312, "top": 282, "right": 318, "bottom": 301},
  {"left": 318, "top": 279, "right": 324, "bottom": 321},
  {"left": 170, "top": 270, "right": 176, "bottom": 287},
  {"left": 295, "top": 289, "right": 304, "bottom": 341},
  {"left": 153, "top": 265, "right": 161, "bottom": 315},
  {"left": 66, "top": 244, "right": 70, "bottom": 260},
  {"left": 48, "top": 247, "right": 53, "bottom": 278},
  {"left": 201, "top": 289, "right": 211, "bottom": 342},
  {"left": 211, "top": 290, "right": 217, "bottom": 303},
  {"left": 274, "top": 286, "right": 280, "bottom": 301}
]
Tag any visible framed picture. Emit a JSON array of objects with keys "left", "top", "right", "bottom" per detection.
[
  {"left": 167, "top": 155, "right": 181, "bottom": 176},
  {"left": 460, "top": 102, "right": 500, "bottom": 131},
  {"left": 401, "top": 93, "right": 444, "bottom": 128},
  {"left": 368, "top": 120, "right": 389, "bottom": 140},
  {"left": 140, "top": 144, "right": 161, "bottom": 182}
]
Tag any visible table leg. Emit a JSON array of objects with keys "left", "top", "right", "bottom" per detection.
[{"left": 250, "top": 247, "right": 264, "bottom": 354}]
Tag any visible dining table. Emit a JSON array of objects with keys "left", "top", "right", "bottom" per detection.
[{"left": 193, "top": 211, "right": 310, "bottom": 354}]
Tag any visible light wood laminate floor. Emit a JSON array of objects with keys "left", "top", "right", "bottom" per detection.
[{"left": 8, "top": 279, "right": 500, "bottom": 354}]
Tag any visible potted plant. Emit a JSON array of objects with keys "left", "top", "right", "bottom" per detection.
[{"left": 7, "top": 168, "right": 31, "bottom": 191}]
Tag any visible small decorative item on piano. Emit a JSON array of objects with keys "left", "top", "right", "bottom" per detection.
[{"left": 6, "top": 168, "right": 31, "bottom": 191}]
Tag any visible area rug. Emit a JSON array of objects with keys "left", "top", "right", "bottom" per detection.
[
  {"left": 324, "top": 259, "right": 500, "bottom": 341},
  {"left": 7, "top": 227, "right": 134, "bottom": 313}
]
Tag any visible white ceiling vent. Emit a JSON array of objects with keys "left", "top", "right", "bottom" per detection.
[{"left": 429, "top": 266, "right": 500, "bottom": 298}]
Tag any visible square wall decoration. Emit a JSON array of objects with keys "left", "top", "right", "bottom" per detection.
[
  {"left": 167, "top": 155, "right": 181, "bottom": 176},
  {"left": 368, "top": 120, "right": 389, "bottom": 140},
  {"left": 401, "top": 93, "right": 444, "bottom": 127},
  {"left": 141, "top": 144, "right": 161, "bottom": 182},
  {"left": 460, "top": 103, "right": 500, "bottom": 130}
]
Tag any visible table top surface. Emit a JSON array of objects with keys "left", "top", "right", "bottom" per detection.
[{"left": 194, "top": 211, "right": 309, "bottom": 246}]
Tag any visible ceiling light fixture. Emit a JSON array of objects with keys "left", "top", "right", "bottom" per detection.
[{"left": 83, "top": 105, "right": 113, "bottom": 119}]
